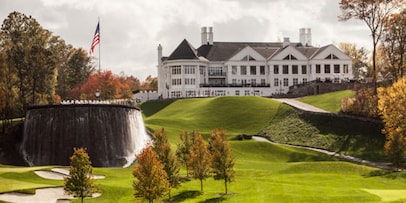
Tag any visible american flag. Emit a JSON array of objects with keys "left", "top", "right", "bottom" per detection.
[{"left": 90, "top": 22, "right": 100, "bottom": 54}]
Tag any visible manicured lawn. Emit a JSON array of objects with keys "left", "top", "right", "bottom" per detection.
[
  {"left": 1, "top": 96, "right": 405, "bottom": 202},
  {"left": 298, "top": 90, "right": 356, "bottom": 113}
]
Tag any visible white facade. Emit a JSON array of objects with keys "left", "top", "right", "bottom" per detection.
[{"left": 157, "top": 27, "right": 353, "bottom": 99}]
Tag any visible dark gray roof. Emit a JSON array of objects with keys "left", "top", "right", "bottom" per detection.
[
  {"left": 167, "top": 39, "right": 199, "bottom": 60},
  {"left": 166, "top": 39, "right": 327, "bottom": 61}
]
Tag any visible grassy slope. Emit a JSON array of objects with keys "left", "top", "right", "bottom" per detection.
[
  {"left": 298, "top": 90, "right": 356, "bottom": 113},
  {"left": 1, "top": 95, "right": 406, "bottom": 202},
  {"left": 259, "top": 104, "right": 386, "bottom": 162}
]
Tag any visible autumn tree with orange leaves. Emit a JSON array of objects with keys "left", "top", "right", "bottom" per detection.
[
  {"left": 68, "top": 70, "right": 139, "bottom": 100},
  {"left": 132, "top": 146, "right": 169, "bottom": 203},
  {"left": 208, "top": 129, "right": 235, "bottom": 195},
  {"left": 187, "top": 133, "right": 211, "bottom": 193}
]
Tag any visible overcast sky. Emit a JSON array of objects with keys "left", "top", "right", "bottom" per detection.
[{"left": 0, "top": 0, "right": 371, "bottom": 80}]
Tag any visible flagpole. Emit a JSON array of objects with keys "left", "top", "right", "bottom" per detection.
[{"left": 98, "top": 16, "right": 101, "bottom": 71}]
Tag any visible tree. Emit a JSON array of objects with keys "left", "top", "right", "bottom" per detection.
[
  {"left": 208, "top": 129, "right": 235, "bottom": 194},
  {"left": 339, "top": 0, "right": 402, "bottom": 91},
  {"left": 339, "top": 42, "right": 369, "bottom": 80},
  {"left": 381, "top": 10, "right": 406, "bottom": 82},
  {"left": 64, "top": 147, "right": 99, "bottom": 203},
  {"left": 176, "top": 130, "right": 196, "bottom": 177},
  {"left": 377, "top": 78, "right": 406, "bottom": 166},
  {"left": 151, "top": 128, "right": 180, "bottom": 200},
  {"left": 133, "top": 146, "right": 169, "bottom": 203},
  {"left": 1, "top": 11, "right": 63, "bottom": 111},
  {"left": 187, "top": 133, "right": 211, "bottom": 193}
]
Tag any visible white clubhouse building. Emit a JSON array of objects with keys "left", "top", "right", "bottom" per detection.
[{"left": 157, "top": 27, "right": 353, "bottom": 99}]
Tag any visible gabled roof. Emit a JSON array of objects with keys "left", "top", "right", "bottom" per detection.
[
  {"left": 167, "top": 39, "right": 199, "bottom": 60},
  {"left": 295, "top": 47, "right": 320, "bottom": 58},
  {"left": 197, "top": 42, "right": 297, "bottom": 61},
  {"left": 165, "top": 40, "right": 343, "bottom": 62}
]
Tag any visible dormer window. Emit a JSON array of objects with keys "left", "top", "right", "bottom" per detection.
[{"left": 283, "top": 54, "right": 297, "bottom": 60}]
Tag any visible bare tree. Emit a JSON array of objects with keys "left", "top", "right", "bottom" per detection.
[{"left": 339, "top": 0, "right": 402, "bottom": 91}]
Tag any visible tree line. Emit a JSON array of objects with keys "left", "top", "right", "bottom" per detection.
[
  {"left": 132, "top": 128, "right": 235, "bottom": 203},
  {"left": 338, "top": 0, "right": 406, "bottom": 165},
  {"left": 0, "top": 11, "right": 157, "bottom": 130}
]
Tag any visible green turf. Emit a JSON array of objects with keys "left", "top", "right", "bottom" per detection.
[
  {"left": 298, "top": 90, "right": 356, "bottom": 113},
  {"left": 1, "top": 96, "right": 405, "bottom": 203}
]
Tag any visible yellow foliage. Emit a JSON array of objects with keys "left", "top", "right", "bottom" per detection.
[{"left": 378, "top": 78, "right": 406, "bottom": 165}]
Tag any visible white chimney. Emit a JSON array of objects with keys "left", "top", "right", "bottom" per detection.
[
  {"left": 283, "top": 37, "right": 290, "bottom": 47},
  {"left": 299, "top": 28, "right": 306, "bottom": 46},
  {"left": 306, "top": 28, "right": 312, "bottom": 46},
  {"left": 299, "top": 28, "right": 312, "bottom": 46},
  {"left": 201, "top": 27, "right": 208, "bottom": 45},
  {"left": 208, "top": 26, "right": 213, "bottom": 45},
  {"left": 157, "top": 44, "right": 163, "bottom": 66}
]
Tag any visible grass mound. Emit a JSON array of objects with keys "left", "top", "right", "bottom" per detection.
[
  {"left": 298, "top": 90, "right": 356, "bottom": 113},
  {"left": 142, "top": 96, "right": 281, "bottom": 141}
]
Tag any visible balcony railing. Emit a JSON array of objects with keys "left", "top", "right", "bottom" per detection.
[{"left": 200, "top": 83, "right": 270, "bottom": 88}]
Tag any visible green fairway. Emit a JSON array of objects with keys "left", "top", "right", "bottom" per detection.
[
  {"left": 1, "top": 96, "right": 405, "bottom": 203},
  {"left": 298, "top": 90, "right": 356, "bottom": 113}
]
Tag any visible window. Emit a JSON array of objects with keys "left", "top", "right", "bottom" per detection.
[
  {"left": 241, "top": 79, "right": 247, "bottom": 86},
  {"left": 242, "top": 55, "right": 256, "bottom": 61},
  {"left": 293, "top": 78, "right": 298, "bottom": 85},
  {"left": 302, "top": 65, "right": 307, "bottom": 74},
  {"left": 251, "top": 79, "right": 256, "bottom": 86},
  {"left": 199, "top": 66, "right": 205, "bottom": 75},
  {"left": 303, "top": 78, "right": 307, "bottom": 83},
  {"left": 260, "top": 66, "right": 265, "bottom": 75},
  {"left": 185, "top": 78, "right": 195, "bottom": 85},
  {"left": 208, "top": 67, "right": 224, "bottom": 76},
  {"left": 232, "top": 66, "right": 237, "bottom": 75},
  {"left": 240, "top": 66, "right": 247, "bottom": 75},
  {"left": 171, "top": 78, "right": 182, "bottom": 85},
  {"left": 324, "top": 64, "right": 330, "bottom": 73},
  {"left": 334, "top": 64, "right": 340, "bottom": 73},
  {"left": 250, "top": 66, "right": 256, "bottom": 75},
  {"left": 244, "top": 90, "right": 250, "bottom": 95},
  {"left": 283, "top": 65, "right": 289, "bottom": 74},
  {"left": 334, "top": 78, "right": 340, "bottom": 83},
  {"left": 274, "top": 65, "right": 279, "bottom": 74},
  {"left": 261, "top": 79, "right": 266, "bottom": 86},
  {"left": 292, "top": 65, "right": 298, "bottom": 74},
  {"left": 232, "top": 79, "right": 237, "bottom": 85},
  {"left": 343, "top": 64, "right": 349, "bottom": 73},
  {"left": 184, "top": 65, "right": 196, "bottom": 74},
  {"left": 171, "top": 91, "right": 181, "bottom": 98},
  {"left": 274, "top": 78, "right": 279, "bottom": 87},
  {"left": 283, "top": 78, "right": 289, "bottom": 86},
  {"left": 171, "top": 65, "right": 181, "bottom": 75},
  {"left": 186, "top": 90, "right": 196, "bottom": 97},
  {"left": 235, "top": 90, "right": 240, "bottom": 96},
  {"left": 316, "top": 64, "right": 321, "bottom": 74},
  {"left": 325, "top": 54, "right": 339, "bottom": 59},
  {"left": 283, "top": 54, "right": 297, "bottom": 60}
]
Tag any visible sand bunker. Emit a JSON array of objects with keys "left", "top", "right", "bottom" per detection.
[{"left": 0, "top": 168, "right": 104, "bottom": 203}]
